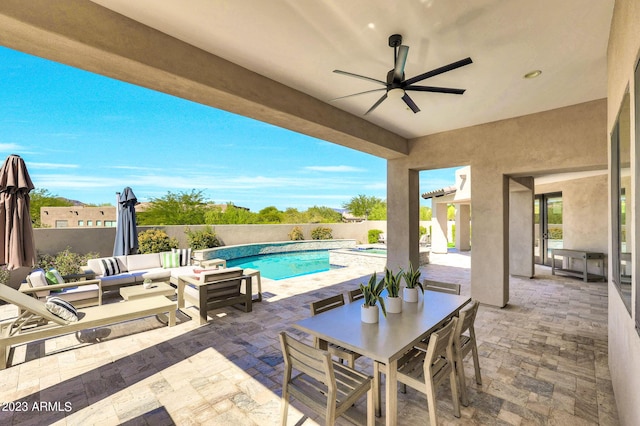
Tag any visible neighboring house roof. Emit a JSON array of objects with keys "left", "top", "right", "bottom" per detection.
[{"left": 421, "top": 185, "right": 457, "bottom": 200}]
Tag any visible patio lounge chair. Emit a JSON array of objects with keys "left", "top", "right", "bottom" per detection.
[
  {"left": 177, "top": 267, "right": 252, "bottom": 326},
  {"left": 0, "top": 284, "right": 176, "bottom": 369}
]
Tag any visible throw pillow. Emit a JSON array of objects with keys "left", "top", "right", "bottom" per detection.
[
  {"left": 45, "top": 269, "right": 65, "bottom": 293},
  {"left": 45, "top": 297, "right": 79, "bottom": 322},
  {"left": 172, "top": 248, "right": 192, "bottom": 267},
  {"left": 161, "top": 252, "right": 180, "bottom": 269},
  {"left": 99, "top": 258, "right": 121, "bottom": 276}
]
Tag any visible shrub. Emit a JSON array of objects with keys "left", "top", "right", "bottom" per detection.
[
  {"left": 138, "top": 229, "right": 179, "bottom": 254},
  {"left": 185, "top": 226, "right": 221, "bottom": 250},
  {"left": 311, "top": 226, "right": 332, "bottom": 240},
  {"left": 0, "top": 265, "right": 9, "bottom": 285},
  {"left": 36, "top": 247, "right": 100, "bottom": 277},
  {"left": 288, "top": 226, "right": 305, "bottom": 241},
  {"left": 368, "top": 229, "right": 383, "bottom": 244}
]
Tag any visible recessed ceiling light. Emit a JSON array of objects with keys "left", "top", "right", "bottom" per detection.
[
  {"left": 367, "top": 23, "right": 375, "bottom": 29},
  {"left": 524, "top": 70, "right": 542, "bottom": 79}
]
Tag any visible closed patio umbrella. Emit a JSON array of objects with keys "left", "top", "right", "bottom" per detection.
[
  {"left": 0, "top": 154, "right": 36, "bottom": 270},
  {"left": 113, "top": 187, "right": 139, "bottom": 256}
]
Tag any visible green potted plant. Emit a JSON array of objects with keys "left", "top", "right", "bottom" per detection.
[
  {"left": 402, "top": 263, "right": 423, "bottom": 302},
  {"left": 383, "top": 267, "right": 403, "bottom": 313},
  {"left": 359, "top": 272, "right": 386, "bottom": 323}
]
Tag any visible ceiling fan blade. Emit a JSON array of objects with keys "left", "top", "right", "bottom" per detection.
[
  {"left": 405, "top": 85, "right": 466, "bottom": 95},
  {"left": 329, "top": 88, "right": 387, "bottom": 101},
  {"left": 365, "top": 93, "right": 388, "bottom": 115},
  {"left": 403, "top": 57, "right": 473, "bottom": 86},
  {"left": 393, "top": 45, "right": 409, "bottom": 81},
  {"left": 333, "top": 70, "right": 387, "bottom": 86},
  {"left": 402, "top": 93, "right": 420, "bottom": 113}
]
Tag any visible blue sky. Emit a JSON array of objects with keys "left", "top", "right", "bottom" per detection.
[{"left": 0, "top": 47, "right": 456, "bottom": 211}]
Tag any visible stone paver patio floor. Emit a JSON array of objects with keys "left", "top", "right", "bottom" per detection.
[{"left": 0, "top": 251, "right": 619, "bottom": 425}]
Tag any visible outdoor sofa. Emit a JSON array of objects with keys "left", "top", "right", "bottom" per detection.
[
  {"left": 81, "top": 250, "right": 224, "bottom": 293},
  {"left": 0, "top": 284, "right": 176, "bottom": 369}
]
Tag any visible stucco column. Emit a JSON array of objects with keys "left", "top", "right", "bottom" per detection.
[
  {"left": 431, "top": 201, "right": 449, "bottom": 253},
  {"left": 387, "top": 160, "right": 419, "bottom": 271},
  {"left": 471, "top": 168, "right": 509, "bottom": 307},
  {"left": 509, "top": 177, "right": 534, "bottom": 277},
  {"left": 455, "top": 204, "right": 471, "bottom": 251}
]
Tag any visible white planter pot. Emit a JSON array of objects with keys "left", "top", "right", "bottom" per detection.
[
  {"left": 361, "top": 304, "right": 379, "bottom": 323},
  {"left": 403, "top": 287, "right": 419, "bottom": 303},
  {"left": 386, "top": 296, "right": 402, "bottom": 313}
]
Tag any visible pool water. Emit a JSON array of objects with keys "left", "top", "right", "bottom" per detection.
[{"left": 227, "top": 250, "right": 336, "bottom": 280}]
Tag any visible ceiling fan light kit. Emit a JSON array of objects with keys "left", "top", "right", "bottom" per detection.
[{"left": 332, "top": 34, "right": 472, "bottom": 115}]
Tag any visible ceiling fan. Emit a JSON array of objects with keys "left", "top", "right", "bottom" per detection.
[{"left": 332, "top": 34, "right": 472, "bottom": 115}]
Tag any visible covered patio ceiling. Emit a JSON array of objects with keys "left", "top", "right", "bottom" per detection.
[
  {"left": 0, "top": 0, "right": 614, "bottom": 160},
  {"left": 89, "top": 0, "right": 612, "bottom": 139}
]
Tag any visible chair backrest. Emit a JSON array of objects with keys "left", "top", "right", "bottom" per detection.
[
  {"left": 347, "top": 288, "right": 364, "bottom": 303},
  {"left": 279, "top": 331, "right": 335, "bottom": 396},
  {"left": 424, "top": 316, "right": 458, "bottom": 369},
  {"left": 424, "top": 280, "right": 461, "bottom": 295},
  {"left": 310, "top": 294, "right": 345, "bottom": 316},
  {"left": 454, "top": 300, "right": 479, "bottom": 348},
  {"left": 0, "top": 285, "right": 68, "bottom": 325},
  {"left": 200, "top": 267, "right": 245, "bottom": 298}
]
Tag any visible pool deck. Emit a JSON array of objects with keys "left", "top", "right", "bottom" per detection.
[{"left": 0, "top": 251, "right": 619, "bottom": 425}]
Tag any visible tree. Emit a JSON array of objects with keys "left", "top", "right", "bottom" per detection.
[
  {"left": 205, "top": 203, "right": 257, "bottom": 224},
  {"left": 305, "top": 206, "right": 342, "bottom": 223},
  {"left": 30, "top": 188, "right": 74, "bottom": 228},
  {"left": 342, "top": 195, "right": 384, "bottom": 218},
  {"left": 447, "top": 204, "right": 456, "bottom": 221},
  {"left": 282, "top": 207, "right": 306, "bottom": 224},
  {"left": 257, "top": 206, "right": 283, "bottom": 223},
  {"left": 367, "top": 201, "right": 387, "bottom": 220},
  {"left": 137, "top": 189, "right": 208, "bottom": 225},
  {"left": 420, "top": 206, "right": 432, "bottom": 221}
]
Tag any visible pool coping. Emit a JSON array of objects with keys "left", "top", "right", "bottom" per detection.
[{"left": 193, "top": 239, "right": 357, "bottom": 262}]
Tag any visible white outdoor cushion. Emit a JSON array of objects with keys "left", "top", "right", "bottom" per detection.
[
  {"left": 29, "top": 269, "right": 50, "bottom": 298},
  {"left": 57, "top": 284, "right": 100, "bottom": 303},
  {"left": 127, "top": 253, "right": 162, "bottom": 271}
]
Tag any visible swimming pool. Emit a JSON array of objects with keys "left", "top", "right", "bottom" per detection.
[{"left": 227, "top": 250, "right": 338, "bottom": 280}]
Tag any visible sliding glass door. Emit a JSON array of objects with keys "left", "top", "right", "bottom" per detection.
[{"left": 534, "top": 193, "right": 563, "bottom": 266}]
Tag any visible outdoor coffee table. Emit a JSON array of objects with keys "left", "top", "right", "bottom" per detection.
[
  {"left": 119, "top": 282, "right": 175, "bottom": 301},
  {"left": 120, "top": 282, "right": 176, "bottom": 324}
]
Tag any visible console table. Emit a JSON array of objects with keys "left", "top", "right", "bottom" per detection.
[{"left": 551, "top": 249, "right": 606, "bottom": 282}]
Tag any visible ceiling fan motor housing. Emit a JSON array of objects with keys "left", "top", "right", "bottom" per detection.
[{"left": 388, "top": 34, "right": 403, "bottom": 47}]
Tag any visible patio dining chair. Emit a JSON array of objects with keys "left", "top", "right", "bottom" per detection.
[
  {"left": 310, "top": 294, "right": 362, "bottom": 368},
  {"left": 424, "top": 280, "right": 461, "bottom": 295},
  {"left": 347, "top": 288, "right": 364, "bottom": 303},
  {"left": 375, "top": 317, "right": 461, "bottom": 425},
  {"left": 279, "top": 332, "right": 374, "bottom": 426},
  {"left": 453, "top": 300, "right": 482, "bottom": 406}
]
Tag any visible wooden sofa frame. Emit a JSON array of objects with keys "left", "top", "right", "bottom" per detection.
[{"left": 177, "top": 268, "right": 252, "bottom": 325}]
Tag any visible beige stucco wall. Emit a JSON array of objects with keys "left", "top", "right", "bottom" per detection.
[
  {"left": 388, "top": 99, "right": 608, "bottom": 306},
  {"left": 535, "top": 174, "right": 609, "bottom": 274},
  {"left": 31, "top": 221, "right": 388, "bottom": 258},
  {"left": 607, "top": 0, "right": 640, "bottom": 423}
]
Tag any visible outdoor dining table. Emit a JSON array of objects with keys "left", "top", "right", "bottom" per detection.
[{"left": 293, "top": 290, "right": 471, "bottom": 426}]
